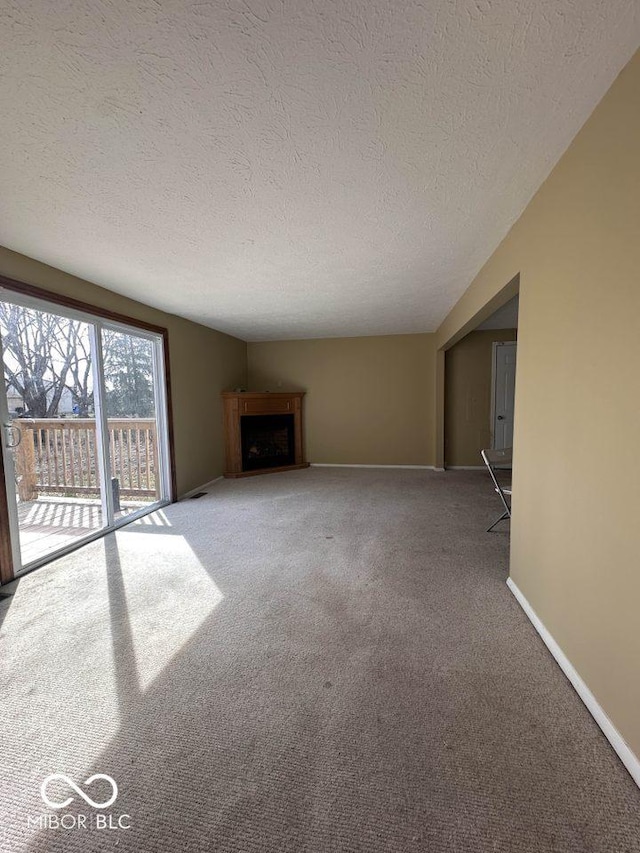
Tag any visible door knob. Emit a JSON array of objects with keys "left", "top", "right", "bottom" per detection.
[
  {"left": 497, "top": 415, "right": 505, "bottom": 421},
  {"left": 2, "top": 423, "right": 22, "bottom": 447}
]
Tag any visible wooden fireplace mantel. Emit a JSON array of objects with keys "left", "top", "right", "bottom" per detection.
[{"left": 222, "top": 391, "right": 309, "bottom": 478}]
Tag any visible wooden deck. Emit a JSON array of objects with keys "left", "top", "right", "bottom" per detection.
[{"left": 17, "top": 496, "right": 153, "bottom": 566}]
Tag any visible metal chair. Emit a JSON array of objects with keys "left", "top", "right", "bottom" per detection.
[{"left": 481, "top": 447, "right": 512, "bottom": 532}]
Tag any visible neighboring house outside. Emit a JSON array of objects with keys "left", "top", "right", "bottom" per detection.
[
  {"left": 6, "top": 383, "right": 76, "bottom": 418},
  {"left": 6, "top": 388, "right": 23, "bottom": 415}
]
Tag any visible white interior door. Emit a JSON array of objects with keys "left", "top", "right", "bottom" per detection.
[{"left": 492, "top": 342, "right": 517, "bottom": 449}]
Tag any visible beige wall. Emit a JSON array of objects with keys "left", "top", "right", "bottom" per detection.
[
  {"left": 445, "top": 329, "right": 517, "bottom": 467},
  {"left": 436, "top": 51, "right": 640, "bottom": 759},
  {"left": 248, "top": 335, "right": 436, "bottom": 465},
  {"left": 0, "top": 247, "right": 247, "bottom": 496}
]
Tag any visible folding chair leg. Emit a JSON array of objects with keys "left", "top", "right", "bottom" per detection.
[
  {"left": 487, "top": 511, "right": 510, "bottom": 532},
  {"left": 481, "top": 448, "right": 513, "bottom": 533}
]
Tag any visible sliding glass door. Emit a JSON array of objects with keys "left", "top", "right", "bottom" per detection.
[{"left": 0, "top": 291, "right": 170, "bottom": 575}]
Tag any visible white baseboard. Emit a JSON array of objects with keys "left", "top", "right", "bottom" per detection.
[
  {"left": 506, "top": 577, "right": 640, "bottom": 789},
  {"left": 310, "top": 463, "right": 434, "bottom": 470},
  {"left": 179, "top": 476, "right": 223, "bottom": 500},
  {"left": 446, "top": 465, "right": 484, "bottom": 470}
]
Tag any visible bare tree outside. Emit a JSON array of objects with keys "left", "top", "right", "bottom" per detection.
[
  {"left": 1, "top": 302, "right": 155, "bottom": 418},
  {"left": 0, "top": 302, "right": 88, "bottom": 417}
]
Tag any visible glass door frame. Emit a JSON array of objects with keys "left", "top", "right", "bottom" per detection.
[
  {"left": 0, "top": 331, "right": 23, "bottom": 576},
  {"left": 0, "top": 277, "right": 175, "bottom": 581},
  {"left": 97, "top": 317, "right": 173, "bottom": 522}
]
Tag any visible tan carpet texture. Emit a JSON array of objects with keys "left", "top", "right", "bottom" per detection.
[{"left": 0, "top": 468, "right": 638, "bottom": 852}]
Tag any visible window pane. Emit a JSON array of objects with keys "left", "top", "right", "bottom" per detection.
[{"left": 101, "top": 328, "right": 163, "bottom": 520}]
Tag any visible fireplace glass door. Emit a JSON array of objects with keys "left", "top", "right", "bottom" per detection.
[{"left": 240, "top": 414, "right": 295, "bottom": 471}]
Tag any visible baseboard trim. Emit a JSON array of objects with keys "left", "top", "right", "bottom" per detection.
[
  {"left": 506, "top": 577, "right": 640, "bottom": 789},
  {"left": 310, "top": 463, "right": 435, "bottom": 470},
  {"left": 179, "top": 476, "right": 223, "bottom": 500},
  {"left": 446, "top": 465, "right": 485, "bottom": 470}
]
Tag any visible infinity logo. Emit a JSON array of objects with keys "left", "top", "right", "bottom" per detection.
[{"left": 40, "top": 774, "right": 119, "bottom": 810}]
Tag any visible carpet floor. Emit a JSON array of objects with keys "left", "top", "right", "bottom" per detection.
[{"left": 0, "top": 468, "right": 638, "bottom": 852}]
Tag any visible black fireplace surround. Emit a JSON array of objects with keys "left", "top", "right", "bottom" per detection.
[{"left": 240, "top": 414, "right": 295, "bottom": 471}]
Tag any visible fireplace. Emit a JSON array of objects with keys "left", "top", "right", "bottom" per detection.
[
  {"left": 241, "top": 414, "right": 294, "bottom": 471},
  {"left": 222, "top": 391, "right": 308, "bottom": 477}
]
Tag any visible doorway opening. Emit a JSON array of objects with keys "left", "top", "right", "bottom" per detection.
[{"left": 443, "top": 294, "right": 519, "bottom": 468}]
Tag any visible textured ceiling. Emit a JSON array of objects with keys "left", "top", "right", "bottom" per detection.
[{"left": 0, "top": 2, "right": 638, "bottom": 341}]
